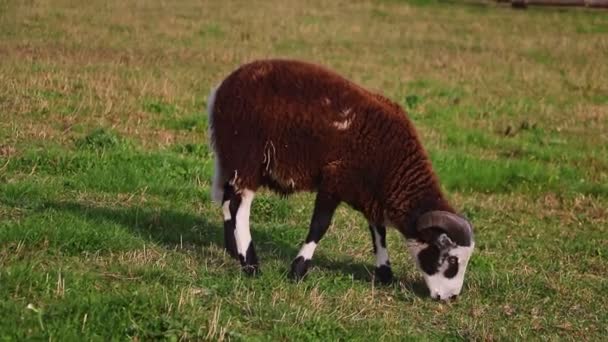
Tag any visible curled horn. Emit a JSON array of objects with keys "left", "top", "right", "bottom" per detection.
[{"left": 416, "top": 211, "right": 473, "bottom": 246}]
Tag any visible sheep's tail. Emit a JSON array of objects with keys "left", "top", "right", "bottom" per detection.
[{"left": 207, "top": 85, "right": 224, "bottom": 204}]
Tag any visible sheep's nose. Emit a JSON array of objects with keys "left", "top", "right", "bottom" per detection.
[{"left": 433, "top": 293, "right": 458, "bottom": 301}]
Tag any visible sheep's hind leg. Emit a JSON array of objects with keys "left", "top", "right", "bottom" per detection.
[
  {"left": 289, "top": 192, "right": 339, "bottom": 281},
  {"left": 227, "top": 187, "right": 259, "bottom": 275},
  {"left": 221, "top": 183, "right": 239, "bottom": 259},
  {"left": 368, "top": 224, "right": 393, "bottom": 284}
]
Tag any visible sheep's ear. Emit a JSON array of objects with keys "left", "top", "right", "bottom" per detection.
[{"left": 435, "top": 233, "right": 455, "bottom": 250}]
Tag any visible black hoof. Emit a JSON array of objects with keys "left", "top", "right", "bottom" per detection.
[
  {"left": 289, "top": 256, "right": 311, "bottom": 281},
  {"left": 241, "top": 264, "right": 260, "bottom": 276},
  {"left": 375, "top": 265, "right": 393, "bottom": 285},
  {"left": 238, "top": 243, "right": 259, "bottom": 276}
]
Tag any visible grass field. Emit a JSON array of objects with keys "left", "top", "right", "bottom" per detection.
[{"left": 1, "top": 0, "right": 607, "bottom": 340}]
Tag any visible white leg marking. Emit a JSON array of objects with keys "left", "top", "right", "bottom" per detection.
[
  {"left": 297, "top": 242, "right": 317, "bottom": 260},
  {"left": 222, "top": 200, "right": 231, "bottom": 221},
  {"left": 373, "top": 228, "right": 390, "bottom": 267},
  {"left": 235, "top": 189, "right": 255, "bottom": 256}
]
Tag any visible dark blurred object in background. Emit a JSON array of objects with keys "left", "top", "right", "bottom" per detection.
[{"left": 497, "top": 0, "right": 608, "bottom": 8}]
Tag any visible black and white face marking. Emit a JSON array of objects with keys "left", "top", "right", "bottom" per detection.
[{"left": 407, "top": 237, "right": 474, "bottom": 301}]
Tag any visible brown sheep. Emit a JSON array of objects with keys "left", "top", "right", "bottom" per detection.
[{"left": 208, "top": 59, "right": 474, "bottom": 300}]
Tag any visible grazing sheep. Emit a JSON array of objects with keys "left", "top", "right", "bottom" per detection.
[{"left": 208, "top": 59, "right": 474, "bottom": 300}]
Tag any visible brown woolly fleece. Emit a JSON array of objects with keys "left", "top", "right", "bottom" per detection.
[{"left": 210, "top": 59, "right": 454, "bottom": 237}]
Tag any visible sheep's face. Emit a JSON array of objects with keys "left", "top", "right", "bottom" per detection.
[{"left": 407, "top": 234, "right": 474, "bottom": 301}]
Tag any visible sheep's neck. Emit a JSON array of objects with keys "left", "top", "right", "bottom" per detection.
[{"left": 383, "top": 150, "right": 455, "bottom": 239}]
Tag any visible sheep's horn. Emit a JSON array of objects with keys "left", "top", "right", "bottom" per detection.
[{"left": 416, "top": 211, "right": 473, "bottom": 246}]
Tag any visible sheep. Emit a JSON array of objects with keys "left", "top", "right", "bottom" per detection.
[{"left": 207, "top": 59, "right": 475, "bottom": 300}]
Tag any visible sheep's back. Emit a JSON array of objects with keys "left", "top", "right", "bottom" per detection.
[{"left": 211, "top": 59, "right": 418, "bottom": 210}]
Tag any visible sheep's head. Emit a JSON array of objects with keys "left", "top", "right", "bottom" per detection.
[{"left": 407, "top": 211, "right": 474, "bottom": 301}]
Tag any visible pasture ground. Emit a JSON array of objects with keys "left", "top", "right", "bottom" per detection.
[{"left": 1, "top": 0, "right": 607, "bottom": 340}]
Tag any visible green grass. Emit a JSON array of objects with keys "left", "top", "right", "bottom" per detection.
[{"left": 1, "top": 0, "right": 607, "bottom": 340}]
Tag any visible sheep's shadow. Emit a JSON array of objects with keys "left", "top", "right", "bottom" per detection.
[
  {"left": 293, "top": 257, "right": 429, "bottom": 298},
  {"left": 11, "top": 199, "right": 428, "bottom": 298},
  {"left": 43, "top": 201, "right": 224, "bottom": 249}
]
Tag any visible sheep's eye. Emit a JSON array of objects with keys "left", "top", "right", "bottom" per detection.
[{"left": 448, "top": 256, "right": 458, "bottom": 265}]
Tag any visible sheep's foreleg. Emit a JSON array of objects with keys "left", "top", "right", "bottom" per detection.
[
  {"left": 368, "top": 224, "right": 393, "bottom": 284},
  {"left": 289, "top": 192, "right": 339, "bottom": 281},
  {"left": 222, "top": 184, "right": 239, "bottom": 258}
]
